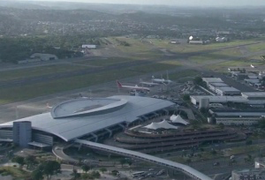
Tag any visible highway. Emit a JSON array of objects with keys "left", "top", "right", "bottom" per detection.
[{"left": 75, "top": 139, "right": 213, "bottom": 180}]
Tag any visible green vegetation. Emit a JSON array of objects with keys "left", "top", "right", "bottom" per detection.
[
  {"left": 170, "top": 70, "right": 199, "bottom": 81},
  {"left": 12, "top": 156, "right": 25, "bottom": 168},
  {"left": 247, "top": 42, "right": 265, "bottom": 52},
  {"left": 0, "top": 36, "right": 86, "bottom": 63},
  {"left": 183, "top": 94, "right": 190, "bottom": 102},
  {"left": 258, "top": 118, "right": 265, "bottom": 128},
  {"left": 81, "top": 164, "right": 90, "bottom": 173},
  {"left": 76, "top": 57, "right": 132, "bottom": 66},
  {"left": 0, "top": 61, "right": 181, "bottom": 104},
  {"left": 33, "top": 160, "right": 61, "bottom": 180},
  {"left": 0, "top": 166, "right": 30, "bottom": 179},
  {"left": 1, "top": 36, "right": 264, "bottom": 105},
  {"left": 223, "top": 144, "right": 265, "bottom": 156},
  {"left": 0, "top": 64, "right": 88, "bottom": 81}
]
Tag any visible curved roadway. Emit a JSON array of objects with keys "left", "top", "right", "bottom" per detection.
[{"left": 75, "top": 139, "right": 212, "bottom": 180}]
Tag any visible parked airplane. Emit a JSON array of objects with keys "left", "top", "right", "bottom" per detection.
[
  {"left": 152, "top": 71, "right": 173, "bottom": 84},
  {"left": 139, "top": 79, "right": 160, "bottom": 87},
  {"left": 116, "top": 81, "right": 150, "bottom": 92},
  {"left": 152, "top": 76, "right": 173, "bottom": 84}
]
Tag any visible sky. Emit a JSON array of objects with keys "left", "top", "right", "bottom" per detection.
[{"left": 19, "top": 0, "right": 265, "bottom": 7}]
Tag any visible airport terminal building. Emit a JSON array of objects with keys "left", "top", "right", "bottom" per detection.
[{"left": 0, "top": 96, "right": 175, "bottom": 148}]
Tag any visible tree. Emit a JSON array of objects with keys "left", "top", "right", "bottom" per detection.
[
  {"left": 42, "top": 161, "right": 61, "bottom": 180},
  {"left": 12, "top": 156, "right": 25, "bottom": 168},
  {"left": 186, "top": 158, "right": 191, "bottom": 164},
  {"left": 71, "top": 168, "right": 80, "bottom": 180},
  {"left": 127, "top": 159, "right": 132, "bottom": 166},
  {"left": 258, "top": 118, "right": 265, "bottom": 128},
  {"left": 99, "top": 168, "right": 107, "bottom": 173},
  {"left": 31, "top": 169, "right": 44, "bottom": 180},
  {"left": 120, "top": 158, "right": 127, "bottom": 167},
  {"left": 25, "top": 155, "right": 37, "bottom": 169},
  {"left": 90, "top": 171, "right": 101, "bottom": 179},
  {"left": 183, "top": 94, "right": 190, "bottom": 102},
  {"left": 246, "top": 139, "right": 252, "bottom": 145},
  {"left": 211, "top": 150, "right": 217, "bottom": 156},
  {"left": 81, "top": 164, "right": 90, "bottom": 173},
  {"left": 193, "top": 76, "right": 203, "bottom": 85},
  {"left": 218, "top": 123, "right": 225, "bottom": 129}
]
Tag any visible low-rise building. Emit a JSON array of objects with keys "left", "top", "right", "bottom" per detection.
[
  {"left": 242, "top": 92, "right": 265, "bottom": 100},
  {"left": 189, "top": 40, "right": 204, "bottom": 44},
  {"left": 30, "top": 53, "right": 58, "bottom": 61},
  {"left": 202, "top": 78, "right": 223, "bottom": 86},
  {"left": 232, "top": 169, "right": 265, "bottom": 180},
  {"left": 210, "top": 110, "right": 265, "bottom": 126},
  {"left": 82, "top": 44, "right": 97, "bottom": 49},
  {"left": 208, "top": 82, "right": 229, "bottom": 92},
  {"left": 215, "top": 87, "right": 241, "bottom": 96},
  {"left": 255, "top": 157, "right": 265, "bottom": 169},
  {"left": 190, "top": 96, "right": 248, "bottom": 106}
]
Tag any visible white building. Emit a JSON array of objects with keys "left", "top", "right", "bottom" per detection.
[
  {"left": 255, "top": 157, "right": 265, "bottom": 169},
  {"left": 82, "top": 44, "right": 97, "bottom": 49},
  {"left": 30, "top": 53, "right": 58, "bottom": 61},
  {"left": 189, "top": 40, "right": 204, "bottom": 45}
]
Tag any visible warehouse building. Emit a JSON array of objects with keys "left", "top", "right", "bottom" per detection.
[{"left": 215, "top": 87, "right": 241, "bottom": 96}]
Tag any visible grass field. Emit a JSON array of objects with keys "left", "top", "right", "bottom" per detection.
[
  {"left": 0, "top": 62, "right": 181, "bottom": 104},
  {"left": 170, "top": 70, "right": 200, "bottom": 81},
  {"left": 0, "top": 64, "right": 88, "bottom": 81},
  {"left": 247, "top": 42, "right": 265, "bottom": 52},
  {"left": 0, "top": 166, "right": 30, "bottom": 179},
  {"left": 0, "top": 36, "right": 264, "bottom": 104},
  {"left": 150, "top": 38, "right": 257, "bottom": 53},
  {"left": 207, "top": 60, "right": 263, "bottom": 71},
  {"left": 76, "top": 57, "right": 133, "bottom": 66}
]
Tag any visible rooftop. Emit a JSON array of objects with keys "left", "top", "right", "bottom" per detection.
[
  {"left": 209, "top": 82, "right": 228, "bottom": 87},
  {"left": 191, "top": 96, "right": 248, "bottom": 103},
  {"left": 202, "top": 78, "right": 223, "bottom": 83},
  {"left": 0, "top": 96, "right": 174, "bottom": 142},
  {"left": 216, "top": 86, "right": 240, "bottom": 92},
  {"left": 242, "top": 92, "right": 265, "bottom": 98}
]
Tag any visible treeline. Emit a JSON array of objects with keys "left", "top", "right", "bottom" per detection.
[{"left": 0, "top": 35, "right": 104, "bottom": 63}]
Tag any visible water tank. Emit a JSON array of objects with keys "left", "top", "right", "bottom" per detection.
[{"left": 199, "top": 98, "right": 209, "bottom": 109}]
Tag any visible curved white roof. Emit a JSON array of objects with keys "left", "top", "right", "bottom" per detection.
[
  {"left": 52, "top": 98, "right": 128, "bottom": 118},
  {"left": 0, "top": 96, "right": 174, "bottom": 142},
  {"left": 144, "top": 120, "right": 178, "bottom": 130},
  {"left": 170, "top": 115, "right": 189, "bottom": 125}
]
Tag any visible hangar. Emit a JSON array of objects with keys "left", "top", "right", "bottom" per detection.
[{"left": 0, "top": 95, "right": 174, "bottom": 147}]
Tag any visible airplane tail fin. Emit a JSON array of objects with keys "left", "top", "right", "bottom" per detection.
[{"left": 116, "top": 80, "right": 123, "bottom": 88}]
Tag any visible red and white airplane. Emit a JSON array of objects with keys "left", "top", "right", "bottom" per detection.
[{"left": 116, "top": 80, "right": 150, "bottom": 92}]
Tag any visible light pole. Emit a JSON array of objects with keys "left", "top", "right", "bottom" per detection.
[
  {"left": 15, "top": 106, "right": 19, "bottom": 119},
  {"left": 89, "top": 89, "right": 92, "bottom": 99}
]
